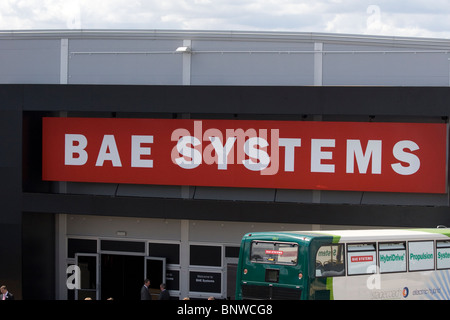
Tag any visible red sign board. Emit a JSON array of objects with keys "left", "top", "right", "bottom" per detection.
[
  {"left": 42, "top": 117, "right": 448, "bottom": 193},
  {"left": 265, "top": 250, "right": 284, "bottom": 256},
  {"left": 351, "top": 256, "right": 374, "bottom": 263}
]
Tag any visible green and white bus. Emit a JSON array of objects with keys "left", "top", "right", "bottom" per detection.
[{"left": 235, "top": 228, "right": 450, "bottom": 300}]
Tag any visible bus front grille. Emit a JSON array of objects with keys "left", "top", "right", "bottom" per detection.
[{"left": 242, "top": 284, "right": 301, "bottom": 300}]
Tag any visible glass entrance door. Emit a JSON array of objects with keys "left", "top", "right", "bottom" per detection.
[
  {"left": 75, "top": 253, "right": 99, "bottom": 300},
  {"left": 145, "top": 257, "right": 166, "bottom": 299}
]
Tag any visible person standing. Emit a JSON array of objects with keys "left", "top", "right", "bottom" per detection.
[
  {"left": 158, "top": 283, "right": 170, "bottom": 300},
  {"left": 140, "top": 279, "right": 152, "bottom": 300},
  {"left": 0, "top": 286, "right": 14, "bottom": 300}
]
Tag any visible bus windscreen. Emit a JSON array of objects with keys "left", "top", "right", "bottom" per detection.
[{"left": 250, "top": 241, "right": 298, "bottom": 265}]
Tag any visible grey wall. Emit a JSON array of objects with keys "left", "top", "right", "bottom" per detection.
[
  {"left": 323, "top": 43, "right": 450, "bottom": 86},
  {"left": 69, "top": 39, "right": 183, "bottom": 85},
  {"left": 0, "top": 39, "right": 60, "bottom": 83},
  {"left": 2, "top": 30, "right": 450, "bottom": 86}
]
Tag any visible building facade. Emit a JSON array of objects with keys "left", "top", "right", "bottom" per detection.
[{"left": 0, "top": 30, "right": 449, "bottom": 299}]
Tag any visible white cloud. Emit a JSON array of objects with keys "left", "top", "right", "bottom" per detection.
[{"left": 1, "top": 0, "right": 450, "bottom": 39}]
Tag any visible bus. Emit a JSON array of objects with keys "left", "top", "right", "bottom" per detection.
[{"left": 235, "top": 228, "right": 450, "bottom": 300}]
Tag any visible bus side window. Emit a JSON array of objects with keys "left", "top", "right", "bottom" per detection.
[
  {"left": 315, "top": 244, "right": 345, "bottom": 277},
  {"left": 347, "top": 243, "right": 377, "bottom": 276},
  {"left": 437, "top": 241, "right": 450, "bottom": 270},
  {"left": 379, "top": 242, "right": 406, "bottom": 273}
]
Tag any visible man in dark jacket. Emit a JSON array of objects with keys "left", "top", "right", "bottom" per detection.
[
  {"left": 140, "top": 279, "right": 152, "bottom": 300},
  {"left": 159, "top": 283, "right": 170, "bottom": 300},
  {"left": 0, "top": 285, "right": 14, "bottom": 300}
]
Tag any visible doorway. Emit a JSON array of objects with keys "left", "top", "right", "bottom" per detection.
[
  {"left": 101, "top": 254, "right": 144, "bottom": 300},
  {"left": 75, "top": 253, "right": 99, "bottom": 300},
  {"left": 100, "top": 254, "right": 167, "bottom": 300},
  {"left": 145, "top": 257, "right": 167, "bottom": 299}
]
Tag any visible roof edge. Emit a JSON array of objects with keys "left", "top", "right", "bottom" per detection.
[{"left": 0, "top": 29, "right": 449, "bottom": 48}]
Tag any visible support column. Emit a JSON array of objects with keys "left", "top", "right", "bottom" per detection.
[
  {"left": 180, "top": 220, "right": 190, "bottom": 299},
  {"left": 314, "top": 42, "right": 323, "bottom": 86},
  {"left": 181, "top": 39, "right": 192, "bottom": 199},
  {"left": 55, "top": 39, "right": 69, "bottom": 299},
  {"left": 182, "top": 39, "right": 192, "bottom": 86},
  {"left": 60, "top": 39, "right": 69, "bottom": 85},
  {"left": 313, "top": 43, "right": 323, "bottom": 203}
]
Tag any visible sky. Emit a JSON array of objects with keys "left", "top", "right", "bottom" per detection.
[{"left": 1, "top": 0, "right": 450, "bottom": 39}]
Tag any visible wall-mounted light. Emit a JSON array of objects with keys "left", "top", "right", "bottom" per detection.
[{"left": 175, "top": 46, "right": 191, "bottom": 53}]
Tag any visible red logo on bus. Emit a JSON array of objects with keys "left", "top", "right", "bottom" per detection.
[
  {"left": 265, "top": 250, "right": 283, "bottom": 255},
  {"left": 351, "top": 256, "right": 373, "bottom": 262}
]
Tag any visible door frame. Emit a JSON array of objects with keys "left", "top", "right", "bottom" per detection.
[
  {"left": 145, "top": 256, "right": 167, "bottom": 299},
  {"left": 75, "top": 253, "right": 99, "bottom": 300}
]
